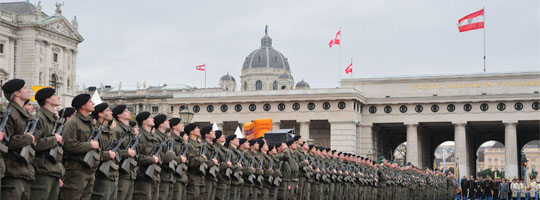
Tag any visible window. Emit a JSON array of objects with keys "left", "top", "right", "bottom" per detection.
[
  {"left": 281, "top": 86, "right": 286, "bottom": 90},
  {"left": 53, "top": 53, "right": 58, "bottom": 62},
  {"left": 0, "top": 44, "right": 4, "bottom": 54},
  {"left": 152, "top": 106, "right": 159, "bottom": 113},
  {"left": 273, "top": 81, "right": 277, "bottom": 90},
  {"left": 50, "top": 74, "right": 58, "bottom": 89},
  {"left": 170, "top": 106, "right": 174, "bottom": 112},
  {"left": 256, "top": 80, "right": 262, "bottom": 91},
  {"left": 127, "top": 106, "right": 135, "bottom": 113}
]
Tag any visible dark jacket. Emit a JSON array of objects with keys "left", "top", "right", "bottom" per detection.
[
  {"left": 5, "top": 101, "right": 34, "bottom": 181},
  {"left": 33, "top": 108, "right": 64, "bottom": 178}
]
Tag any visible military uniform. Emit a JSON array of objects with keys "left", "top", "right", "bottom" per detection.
[
  {"left": 92, "top": 125, "right": 120, "bottom": 200},
  {"left": 154, "top": 130, "right": 176, "bottom": 200},
  {"left": 171, "top": 133, "right": 187, "bottom": 200},
  {"left": 30, "top": 107, "right": 64, "bottom": 200},
  {"left": 214, "top": 143, "right": 230, "bottom": 200},
  {"left": 228, "top": 147, "right": 243, "bottom": 200},
  {"left": 133, "top": 128, "right": 160, "bottom": 200},
  {"left": 112, "top": 121, "right": 136, "bottom": 200},
  {"left": 240, "top": 149, "right": 254, "bottom": 199},
  {"left": 185, "top": 138, "right": 206, "bottom": 199},
  {"left": 201, "top": 141, "right": 217, "bottom": 200}
]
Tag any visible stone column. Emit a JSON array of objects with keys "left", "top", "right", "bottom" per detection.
[
  {"left": 273, "top": 121, "right": 281, "bottom": 130},
  {"left": 504, "top": 121, "right": 518, "bottom": 179},
  {"left": 454, "top": 122, "right": 470, "bottom": 177},
  {"left": 330, "top": 121, "right": 357, "bottom": 153},
  {"left": 358, "top": 123, "right": 375, "bottom": 159},
  {"left": 406, "top": 123, "right": 420, "bottom": 167},
  {"left": 298, "top": 120, "right": 310, "bottom": 141}
]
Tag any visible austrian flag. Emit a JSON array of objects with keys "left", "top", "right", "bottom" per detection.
[
  {"left": 458, "top": 9, "right": 484, "bottom": 32},
  {"left": 195, "top": 64, "right": 206, "bottom": 71},
  {"left": 328, "top": 29, "right": 341, "bottom": 48}
]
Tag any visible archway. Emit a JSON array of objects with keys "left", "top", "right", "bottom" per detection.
[
  {"left": 434, "top": 141, "right": 455, "bottom": 173},
  {"left": 520, "top": 140, "right": 539, "bottom": 182},
  {"left": 475, "top": 140, "right": 505, "bottom": 179}
]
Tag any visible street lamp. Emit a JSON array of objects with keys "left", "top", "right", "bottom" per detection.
[
  {"left": 178, "top": 105, "right": 194, "bottom": 125},
  {"left": 520, "top": 150, "right": 528, "bottom": 179}
]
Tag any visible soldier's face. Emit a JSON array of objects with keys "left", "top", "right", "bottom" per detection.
[
  {"left": 16, "top": 86, "right": 30, "bottom": 100},
  {"left": 217, "top": 134, "right": 225, "bottom": 143},
  {"left": 182, "top": 133, "right": 189, "bottom": 142},
  {"left": 161, "top": 120, "right": 170, "bottom": 129},
  {"left": 101, "top": 108, "right": 113, "bottom": 121},
  {"left": 83, "top": 100, "right": 95, "bottom": 112},
  {"left": 208, "top": 130, "right": 216, "bottom": 139},
  {"left": 174, "top": 123, "right": 184, "bottom": 132},
  {"left": 144, "top": 116, "right": 155, "bottom": 127},
  {"left": 46, "top": 93, "right": 61, "bottom": 106},
  {"left": 192, "top": 127, "right": 200, "bottom": 137},
  {"left": 24, "top": 102, "right": 35, "bottom": 114},
  {"left": 231, "top": 138, "right": 239, "bottom": 146},
  {"left": 261, "top": 144, "right": 268, "bottom": 152},
  {"left": 118, "top": 109, "right": 131, "bottom": 120}
]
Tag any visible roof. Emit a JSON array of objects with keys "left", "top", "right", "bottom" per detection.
[
  {"left": 242, "top": 27, "right": 291, "bottom": 71},
  {"left": 296, "top": 79, "right": 310, "bottom": 88},
  {"left": 0, "top": 2, "right": 47, "bottom": 16},
  {"left": 279, "top": 73, "right": 292, "bottom": 79},
  {"left": 220, "top": 73, "right": 235, "bottom": 81}
]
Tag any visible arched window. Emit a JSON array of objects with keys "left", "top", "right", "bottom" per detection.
[
  {"left": 50, "top": 74, "right": 58, "bottom": 89},
  {"left": 272, "top": 81, "right": 277, "bottom": 90},
  {"left": 255, "top": 80, "right": 262, "bottom": 91},
  {"left": 243, "top": 82, "right": 247, "bottom": 91}
]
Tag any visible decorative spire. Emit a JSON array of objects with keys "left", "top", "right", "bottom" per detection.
[
  {"left": 265, "top": 25, "right": 268, "bottom": 35},
  {"left": 261, "top": 25, "right": 272, "bottom": 47}
]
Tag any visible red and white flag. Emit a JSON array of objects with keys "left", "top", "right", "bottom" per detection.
[
  {"left": 195, "top": 64, "right": 206, "bottom": 71},
  {"left": 458, "top": 9, "right": 484, "bottom": 32},
  {"left": 345, "top": 61, "right": 352, "bottom": 74},
  {"left": 328, "top": 29, "right": 341, "bottom": 48}
]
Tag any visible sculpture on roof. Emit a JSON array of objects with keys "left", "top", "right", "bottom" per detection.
[
  {"left": 71, "top": 16, "right": 78, "bottom": 30},
  {"left": 55, "top": 2, "right": 63, "bottom": 16},
  {"left": 35, "top": 1, "right": 42, "bottom": 15}
]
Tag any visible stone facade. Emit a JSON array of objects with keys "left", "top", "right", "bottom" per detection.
[{"left": 0, "top": 1, "right": 83, "bottom": 106}]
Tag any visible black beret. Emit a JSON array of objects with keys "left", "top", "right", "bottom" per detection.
[
  {"left": 274, "top": 143, "right": 281, "bottom": 149},
  {"left": 72, "top": 93, "right": 91, "bottom": 108},
  {"left": 129, "top": 120, "right": 137, "bottom": 127},
  {"left": 226, "top": 134, "right": 236, "bottom": 143},
  {"left": 257, "top": 139, "right": 265, "bottom": 147},
  {"left": 308, "top": 144, "right": 315, "bottom": 151},
  {"left": 293, "top": 135, "right": 301, "bottom": 141},
  {"left": 215, "top": 130, "right": 223, "bottom": 139},
  {"left": 35, "top": 87, "right": 55, "bottom": 102},
  {"left": 135, "top": 112, "right": 151, "bottom": 126},
  {"left": 180, "top": 131, "right": 187, "bottom": 137},
  {"left": 153, "top": 114, "right": 167, "bottom": 128},
  {"left": 248, "top": 140, "right": 257, "bottom": 146},
  {"left": 58, "top": 107, "right": 75, "bottom": 118},
  {"left": 112, "top": 105, "right": 127, "bottom": 118},
  {"left": 239, "top": 138, "right": 247, "bottom": 145},
  {"left": 286, "top": 140, "right": 295, "bottom": 146},
  {"left": 256, "top": 137, "right": 264, "bottom": 142},
  {"left": 169, "top": 118, "right": 181, "bottom": 127},
  {"left": 325, "top": 148, "right": 330, "bottom": 152},
  {"left": 184, "top": 123, "right": 198, "bottom": 134},
  {"left": 268, "top": 145, "right": 274, "bottom": 152},
  {"left": 92, "top": 103, "right": 109, "bottom": 118},
  {"left": 331, "top": 150, "right": 336, "bottom": 153},
  {"left": 2, "top": 79, "right": 25, "bottom": 93},
  {"left": 24, "top": 99, "right": 30, "bottom": 105},
  {"left": 338, "top": 152, "right": 342, "bottom": 156},
  {"left": 200, "top": 126, "right": 212, "bottom": 138}
]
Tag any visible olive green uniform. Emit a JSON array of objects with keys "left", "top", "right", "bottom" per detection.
[
  {"left": 171, "top": 133, "right": 187, "bottom": 200},
  {"left": 185, "top": 138, "right": 206, "bottom": 199},
  {"left": 214, "top": 143, "right": 230, "bottom": 200},
  {"left": 59, "top": 112, "right": 98, "bottom": 200},
  {"left": 111, "top": 121, "right": 136, "bottom": 200},
  {"left": 154, "top": 130, "right": 176, "bottom": 200},
  {"left": 133, "top": 128, "right": 161, "bottom": 200},
  {"left": 201, "top": 141, "right": 217, "bottom": 200},
  {"left": 92, "top": 125, "right": 119, "bottom": 200},
  {"left": 31, "top": 108, "right": 64, "bottom": 200},
  {"left": 229, "top": 147, "right": 243, "bottom": 200}
]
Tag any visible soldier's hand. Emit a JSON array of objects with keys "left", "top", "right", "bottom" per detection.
[
  {"left": 153, "top": 155, "right": 159, "bottom": 163},
  {"left": 55, "top": 134, "right": 62, "bottom": 144},
  {"left": 304, "top": 160, "right": 308, "bottom": 164},
  {"left": 202, "top": 155, "right": 207, "bottom": 160},
  {"left": 181, "top": 155, "right": 187, "bottom": 163},
  {"left": 288, "top": 185, "right": 291, "bottom": 190},
  {"left": 109, "top": 150, "right": 116, "bottom": 159},
  {"left": 90, "top": 140, "right": 99, "bottom": 149},
  {"left": 227, "top": 161, "right": 232, "bottom": 167},
  {"left": 212, "top": 158, "right": 218, "bottom": 165},
  {"left": 59, "top": 178, "right": 63, "bottom": 187},
  {"left": 28, "top": 134, "right": 35, "bottom": 143},
  {"left": 237, "top": 163, "right": 242, "bottom": 168},
  {"left": 316, "top": 168, "right": 320, "bottom": 173},
  {"left": 0, "top": 131, "right": 4, "bottom": 141},
  {"left": 134, "top": 128, "right": 139, "bottom": 135},
  {"left": 128, "top": 148, "right": 136, "bottom": 157}
]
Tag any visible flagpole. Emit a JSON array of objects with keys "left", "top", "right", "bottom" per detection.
[
  {"left": 350, "top": 57, "right": 353, "bottom": 79},
  {"left": 339, "top": 27, "right": 342, "bottom": 86},
  {"left": 483, "top": 6, "right": 486, "bottom": 72},
  {"left": 204, "top": 63, "right": 207, "bottom": 88}
]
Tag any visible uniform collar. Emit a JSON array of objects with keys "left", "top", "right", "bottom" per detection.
[
  {"left": 75, "top": 111, "right": 93, "bottom": 123},
  {"left": 40, "top": 107, "right": 57, "bottom": 123},
  {"left": 10, "top": 100, "right": 30, "bottom": 119},
  {"left": 141, "top": 128, "right": 157, "bottom": 141}
]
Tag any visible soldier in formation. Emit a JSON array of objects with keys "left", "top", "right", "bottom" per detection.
[{"left": 0, "top": 78, "right": 461, "bottom": 200}]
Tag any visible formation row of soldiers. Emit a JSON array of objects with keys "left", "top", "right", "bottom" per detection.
[{"left": 0, "top": 78, "right": 460, "bottom": 200}]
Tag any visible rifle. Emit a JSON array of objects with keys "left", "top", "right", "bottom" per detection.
[
  {"left": 198, "top": 143, "right": 208, "bottom": 175},
  {"left": 144, "top": 141, "right": 166, "bottom": 181},
  {"left": 208, "top": 146, "right": 219, "bottom": 178},
  {"left": 232, "top": 151, "right": 244, "bottom": 182},
  {"left": 302, "top": 153, "right": 312, "bottom": 178},
  {"left": 167, "top": 137, "right": 179, "bottom": 174},
  {"left": 0, "top": 94, "right": 15, "bottom": 153},
  {"left": 273, "top": 160, "right": 283, "bottom": 186},
  {"left": 256, "top": 158, "right": 264, "bottom": 186},
  {"left": 119, "top": 128, "right": 140, "bottom": 173},
  {"left": 315, "top": 159, "right": 322, "bottom": 181},
  {"left": 175, "top": 140, "right": 190, "bottom": 177},
  {"left": 224, "top": 147, "right": 232, "bottom": 179},
  {"left": 268, "top": 158, "right": 274, "bottom": 184},
  {"left": 98, "top": 135, "right": 126, "bottom": 177},
  {"left": 82, "top": 119, "right": 106, "bottom": 169},
  {"left": 247, "top": 157, "right": 256, "bottom": 185},
  {"left": 47, "top": 110, "right": 65, "bottom": 163},
  {"left": 20, "top": 107, "right": 40, "bottom": 164}
]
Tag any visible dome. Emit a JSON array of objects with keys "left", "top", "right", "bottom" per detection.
[
  {"left": 279, "top": 73, "right": 292, "bottom": 79},
  {"left": 242, "top": 26, "right": 291, "bottom": 71},
  {"left": 220, "top": 73, "right": 235, "bottom": 81},
  {"left": 295, "top": 79, "right": 310, "bottom": 88}
]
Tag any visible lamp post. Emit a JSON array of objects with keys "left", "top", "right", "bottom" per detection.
[
  {"left": 178, "top": 105, "right": 194, "bottom": 125},
  {"left": 520, "top": 150, "right": 528, "bottom": 180}
]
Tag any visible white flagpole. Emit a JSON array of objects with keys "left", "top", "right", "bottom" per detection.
[
  {"left": 339, "top": 27, "right": 342, "bottom": 86},
  {"left": 350, "top": 57, "right": 353, "bottom": 79},
  {"left": 483, "top": 6, "right": 486, "bottom": 72},
  {"left": 204, "top": 63, "right": 207, "bottom": 88}
]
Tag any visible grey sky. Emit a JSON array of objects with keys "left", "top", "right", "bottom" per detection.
[{"left": 38, "top": 0, "right": 539, "bottom": 89}]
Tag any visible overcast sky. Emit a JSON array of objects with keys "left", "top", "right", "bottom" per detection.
[{"left": 37, "top": 0, "right": 539, "bottom": 89}]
